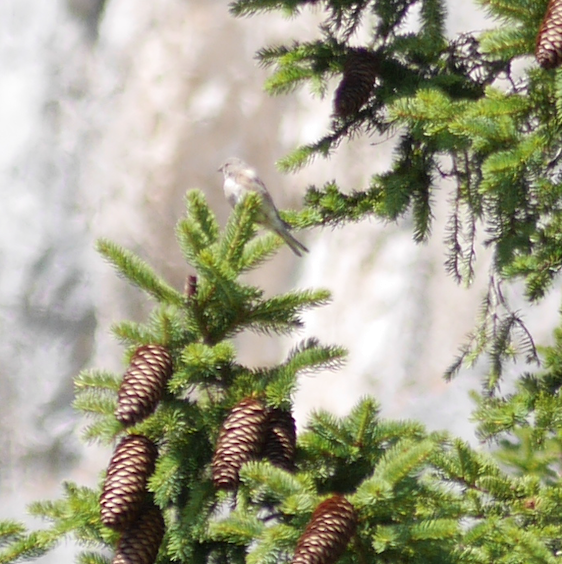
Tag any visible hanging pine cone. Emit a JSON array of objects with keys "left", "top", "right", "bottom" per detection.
[
  {"left": 536, "top": 0, "right": 562, "bottom": 68},
  {"left": 261, "top": 408, "right": 297, "bottom": 472},
  {"left": 115, "top": 344, "right": 173, "bottom": 426},
  {"left": 291, "top": 496, "right": 358, "bottom": 564},
  {"left": 113, "top": 503, "right": 165, "bottom": 564},
  {"left": 100, "top": 435, "right": 158, "bottom": 531},
  {"left": 211, "top": 397, "right": 269, "bottom": 490},
  {"left": 333, "top": 48, "right": 379, "bottom": 118}
]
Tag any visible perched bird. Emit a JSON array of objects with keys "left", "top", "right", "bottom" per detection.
[{"left": 218, "top": 157, "right": 309, "bottom": 257}]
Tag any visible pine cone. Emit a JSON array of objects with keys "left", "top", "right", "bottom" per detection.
[
  {"left": 115, "top": 344, "right": 173, "bottom": 426},
  {"left": 261, "top": 408, "right": 297, "bottom": 472},
  {"left": 291, "top": 496, "right": 358, "bottom": 564},
  {"left": 333, "top": 48, "right": 379, "bottom": 118},
  {"left": 100, "top": 435, "right": 158, "bottom": 530},
  {"left": 536, "top": 0, "right": 562, "bottom": 68},
  {"left": 211, "top": 397, "right": 269, "bottom": 490},
  {"left": 113, "top": 503, "right": 165, "bottom": 564}
]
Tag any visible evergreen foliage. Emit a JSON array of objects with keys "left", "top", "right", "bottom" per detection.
[
  {"left": 229, "top": 0, "right": 562, "bottom": 476},
  {"left": 230, "top": 0, "right": 562, "bottom": 385},
  {"left": 0, "top": 187, "right": 560, "bottom": 564},
  {"left": 4, "top": 1, "right": 562, "bottom": 564},
  {"left": 0, "top": 192, "right": 349, "bottom": 564}
]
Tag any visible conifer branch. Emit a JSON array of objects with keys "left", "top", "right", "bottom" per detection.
[
  {"left": 176, "top": 190, "right": 220, "bottom": 264},
  {"left": 219, "top": 192, "right": 261, "bottom": 268},
  {"left": 74, "top": 369, "right": 122, "bottom": 392},
  {"left": 97, "top": 239, "right": 185, "bottom": 307},
  {"left": 111, "top": 320, "right": 161, "bottom": 347},
  {"left": 284, "top": 338, "right": 346, "bottom": 375},
  {"left": 8, "top": 4, "right": 562, "bottom": 564}
]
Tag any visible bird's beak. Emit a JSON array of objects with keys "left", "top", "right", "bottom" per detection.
[{"left": 217, "top": 166, "right": 223, "bottom": 172}]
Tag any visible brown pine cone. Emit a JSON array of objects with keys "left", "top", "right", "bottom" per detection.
[
  {"left": 333, "top": 48, "right": 379, "bottom": 118},
  {"left": 100, "top": 435, "right": 158, "bottom": 530},
  {"left": 113, "top": 503, "right": 165, "bottom": 564},
  {"left": 261, "top": 408, "right": 297, "bottom": 472},
  {"left": 211, "top": 397, "right": 269, "bottom": 490},
  {"left": 115, "top": 344, "right": 173, "bottom": 426},
  {"left": 291, "top": 496, "right": 358, "bottom": 564},
  {"left": 536, "top": 0, "right": 562, "bottom": 68}
]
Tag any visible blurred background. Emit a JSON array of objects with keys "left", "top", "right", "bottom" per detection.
[{"left": 0, "top": 1, "right": 559, "bottom": 561}]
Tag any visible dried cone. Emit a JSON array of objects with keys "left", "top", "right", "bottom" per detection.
[
  {"left": 113, "top": 503, "right": 165, "bottom": 564},
  {"left": 291, "top": 496, "right": 358, "bottom": 564},
  {"left": 211, "top": 397, "right": 269, "bottom": 490},
  {"left": 100, "top": 435, "right": 158, "bottom": 530},
  {"left": 261, "top": 408, "right": 297, "bottom": 472},
  {"left": 115, "top": 344, "right": 173, "bottom": 426},
  {"left": 536, "top": 0, "right": 562, "bottom": 68},
  {"left": 333, "top": 48, "right": 379, "bottom": 118}
]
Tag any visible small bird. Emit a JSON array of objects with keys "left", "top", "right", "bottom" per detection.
[{"left": 218, "top": 157, "right": 309, "bottom": 257}]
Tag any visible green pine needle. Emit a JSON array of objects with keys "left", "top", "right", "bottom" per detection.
[
  {"left": 77, "top": 552, "right": 112, "bottom": 564},
  {"left": 97, "top": 239, "right": 185, "bottom": 307}
]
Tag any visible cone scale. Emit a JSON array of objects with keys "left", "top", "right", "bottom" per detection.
[
  {"left": 115, "top": 344, "right": 173, "bottom": 426},
  {"left": 112, "top": 503, "right": 165, "bottom": 564},
  {"left": 333, "top": 48, "right": 379, "bottom": 118},
  {"left": 100, "top": 434, "right": 158, "bottom": 531},
  {"left": 261, "top": 408, "right": 297, "bottom": 472},
  {"left": 211, "top": 397, "right": 269, "bottom": 490},
  {"left": 536, "top": 0, "right": 562, "bottom": 69},
  {"left": 291, "top": 496, "right": 358, "bottom": 564}
]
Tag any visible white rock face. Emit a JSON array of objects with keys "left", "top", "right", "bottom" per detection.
[
  {"left": 0, "top": 0, "right": 96, "bottom": 497},
  {"left": 0, "top": 2, "right": 558, "bottom": 562}
]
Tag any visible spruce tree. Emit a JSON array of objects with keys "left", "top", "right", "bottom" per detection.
[
  {"left": 230, "top": 0, "right": 562, "bottom": 451},
  {"left": 3, "top": 1, "right": 562, "bottom": 564}
]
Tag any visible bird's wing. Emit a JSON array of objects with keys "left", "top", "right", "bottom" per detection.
[{"left": 247, "top": 169, "right": 269, "bottom": 195}]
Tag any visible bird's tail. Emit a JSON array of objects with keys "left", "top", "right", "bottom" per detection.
[{"left": 278, "top": 229, "right": 309, "bottom": 257}]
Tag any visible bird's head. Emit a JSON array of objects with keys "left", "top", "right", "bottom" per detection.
[{"left": 218, "top": 157, "right": 246, "bottom": 174}]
